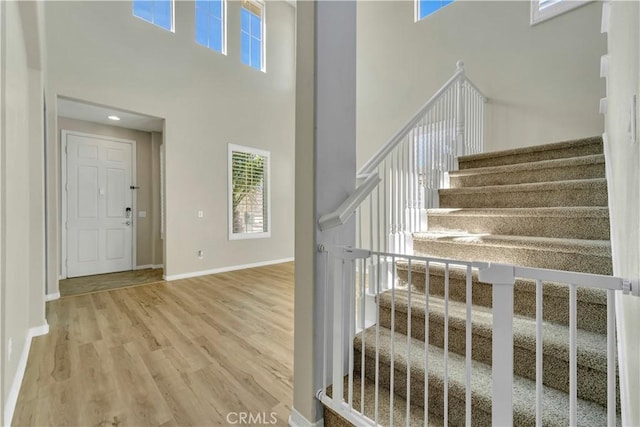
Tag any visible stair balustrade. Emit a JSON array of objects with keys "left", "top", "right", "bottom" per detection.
[{"left": 319, "top": 60, "right": 487, "bottom": 258}]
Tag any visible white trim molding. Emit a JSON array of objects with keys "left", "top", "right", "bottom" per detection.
[
  {"left": 531, "top": 0, "right": 592, "bottom": 26},
  {"left": 600, "top": 98, "right": 608, "bottom": 115},
  {"left": 45, "top": 292, "right": 61, "bottom": 302},
  {"left": 135, "top": 264, "right": 164, "bottom": 270},
  {"left": 3, "top": 324, "right": 50, "bottom": 426},
  {"left": 288, "top": 407, "right": 324, "bottom": 427},
  {"left": 600, "top": 54, "right": 609, "bottom": 79},
  {"left": 164, "top": 257, "right": 293, "bottom": 281},
  {"left": 601, "top": 1, "right": 611, "bottom": 33}
]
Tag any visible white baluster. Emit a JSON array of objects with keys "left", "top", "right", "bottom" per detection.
[
  {"left": 360, "top": 257, "right": 366, "bottom": 413},
  {"left": 465, "top": 265, "right": 473, "bottom": 426},
  {"left": 606, "top": 289, "right": 616, "bottom": 426},
  {"left": 374, "top": 254, "right": 381, "bottom": 425},
  {"left": 444, "top": 263, "right": 450, "bottom": 427},
  {"left": 406, "top": 259, "right": 412, "bottom": 427},
  {"left": 389, "top": 255, "right": 397, "bottom": 426},
  {"left": 383, "top": 160, "right": 387, "bottom": 253},
  {"left": 570, "top": 285, "right": 577, "bottom": 427},
  {"left": 332, "top": 257, "right": 345, "bottom": 407},
  {"left": 456, "top": 61, "right": 466, "bottom": 159},
  {"left": 423, "top": 260, "right": 430, "bottom": 427},
  {"left": 536, "top": 279, "right": 543, "bottom": 427}
]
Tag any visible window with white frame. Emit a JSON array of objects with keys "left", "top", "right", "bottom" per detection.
[
  {"left": 228, "top": 144, "right": 270, "bottom": 239},
  {"left": 415, "top": 0, "right": 454, "bottom": 21},
  {"left": 195, "top": 0, "right": 226, "bottom": 54},
  {"left": 133, "top": 0, "right": 174, "bottom": 31},
  {"left": 240, "top": 0, "right": 265, "bottom": 71},
  {"left": 531, "top": 0, "right": 591, "bottom": 25}
]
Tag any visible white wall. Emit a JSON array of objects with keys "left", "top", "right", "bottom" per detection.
[
  {"left": 357, "top": 1, "right": 606, "bottom": 165},
  {"left": 44, "top": 1, "right": 295, "bottom": 290},
  {"left": 1, "top": 1, "right": 47, "bottom": 424},
  {"left": 602, "top": 1, "right": 640, "bottom": 425}
]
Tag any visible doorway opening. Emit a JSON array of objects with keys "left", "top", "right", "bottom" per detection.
[{"left": 57, "top": 97, "right": 165, "bottom": 297}]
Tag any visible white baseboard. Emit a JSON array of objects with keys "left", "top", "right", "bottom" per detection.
[
  {"left": 135, "top": 264, "right": 164, "bottom": 270},
  {"left": 4, "top": 323, "right": 50, "bottom": 426},
  {"left": 289, "top": 408, "right": 323, "bottom": 427},
  {"left": 45, "top": 292, "right": 60, "bottom": 302},
  {"left": 164, "top": 257, "right": 294, "bottom": 281},
  {"left": 30, "top": 324, "right": 50, "bottom": 337}
]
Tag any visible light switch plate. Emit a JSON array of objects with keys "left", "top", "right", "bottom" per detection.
[
  {"left": 138, "top": 211, "right": 147, "bottom": 218},
  {"left": 198, "top": 210, "right": 204, "bottom": 218}
]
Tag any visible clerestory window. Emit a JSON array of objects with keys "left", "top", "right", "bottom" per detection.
[{"left": 133, "top": 0, "right": 174, "bottom": 32}]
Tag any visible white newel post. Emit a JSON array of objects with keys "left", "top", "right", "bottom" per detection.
[
  {"left": 455, "top": 60, "right": 466, "bottom": 161},
  {"left": 291, "top": 1, "right": 357, "bottom": 426},
  {"left": 478, "top": 263, "right": 516, "bottom": 426}
]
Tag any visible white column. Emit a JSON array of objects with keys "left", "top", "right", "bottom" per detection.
[
  {"left": 478, "top": 263, "right": 515, "bottom": 427},
  {"left": 292, "top": 1, "right": 357, "bottom": 425}
]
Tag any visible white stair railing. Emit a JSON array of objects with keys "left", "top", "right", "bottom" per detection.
[
  {"left": 318, "top": 246, "right": 630, "bottom": 427},
  {"left": 319, "top": 60, "right": 487, "bottom": 258}
]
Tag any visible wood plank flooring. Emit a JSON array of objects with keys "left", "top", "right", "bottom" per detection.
[
  {"left": 59, "top": 268, "right": 165, "bottom": 297},
  {"left": 12, "top": 262, "right": 294, "bottom": 426}
]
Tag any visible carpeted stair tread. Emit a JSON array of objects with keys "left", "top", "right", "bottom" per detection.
[
  {"left": 427, "top": 207, "right": 609, "bottom": 219},
  {"left": 449, "top": 154, "right": 605, "bottom": 188},
  {"left": 426, "top": 207, "right": 610, "bottom": 240},
  {"left": 438, "top": 179, "right": 608, "bottom": 209},
  {"left": 355, "top": 326, "right": 612, "bottom": 426},
  {"left": 458, "top": 136, "right": 603, "bottom": 170},
  {"left": 412, "top": 232, "right": 612, "bottom": 275},
  {"left": 378, "top": 290, "right": 609, "bottom": 373},
  {"left": 395, "top": 261, "right": 607, "bottom": 306},
  {"left": 377, "top": 290, "right": 615, "bottom": 406},
  {"left": 324, "top": 374, "right": 438, "bottom": 427}
]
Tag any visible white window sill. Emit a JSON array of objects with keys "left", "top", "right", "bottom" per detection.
[{"left": 531, "top": 0, "right": 592, "bottom": 26}]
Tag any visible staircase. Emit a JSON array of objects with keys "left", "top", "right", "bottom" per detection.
[{"left": 324, "top": 136, "right": 619, "bottom": 426}]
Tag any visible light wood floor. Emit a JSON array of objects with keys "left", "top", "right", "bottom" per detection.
[
  {"left": 59, "top": 268, "right": 165, "bottom": 297},
  {"left": 13, "top": 262, "right": 294, "bottom": 426}
]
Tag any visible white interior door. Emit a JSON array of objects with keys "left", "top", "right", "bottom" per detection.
[{"left": 66, "top": 133, "right": 134, "bottom": 278}]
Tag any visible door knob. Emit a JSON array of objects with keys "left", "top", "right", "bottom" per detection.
[{"left": 124, "top": 221, "right": 131, "bottom": 226}]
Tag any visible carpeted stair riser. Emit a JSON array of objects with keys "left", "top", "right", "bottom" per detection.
[
  {"left": 376, "top": 291, "right": 616, "bottom": 408},
  {"left": 457, "top": 136, "right": 603, "bottom": 170},
  {"left": 426, "top": 208, "right": 610, "bottom": 240},
  {"left": 353, "top": 342, "right": 492, "bottom": 427},
  {"left": 450, "top": 155, "right": 605, "bottom": 188},
  {"left": 395, "top": 264, "right": 607, "bottom": 334},
  {"left": 324, "top": 408, "right": 354, "bottom": 427},
  {"left": 354, "top": 327, "right": 612, "bottom": 427},
  {"left": 439, "top": 179, "right": 608, "bottom": 209},
  {"left": 412, "top": 237, "right": 612, "bottom": 276},
  {"left": 323, "top": 374, "right": 434, "bottom": 427}
]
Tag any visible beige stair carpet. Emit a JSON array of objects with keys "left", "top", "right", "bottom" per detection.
[{"left": 324, "top": 136, "right": 619, "bottom": 426}]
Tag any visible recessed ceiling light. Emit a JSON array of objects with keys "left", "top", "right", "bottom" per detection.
[{"left": 107, "top": 115, "right": 121, "bottom": 121}]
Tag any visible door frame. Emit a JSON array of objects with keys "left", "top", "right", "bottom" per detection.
[{"left": 61, "top": 129, "right": 137, "bottom": 279}]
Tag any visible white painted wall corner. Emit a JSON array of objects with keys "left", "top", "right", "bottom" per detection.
[
  {"left": 3, "top": 323, "right": 50, "bottom": 426},
  {"left": 288, "top": 407, "right": 324, "bottom": 427},
  {"left": 45, "top": 292, "right": 60, "bottom": 302},
  {"left": 135, "top": 264, "right": 164, "bottom": 270}
]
